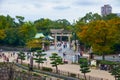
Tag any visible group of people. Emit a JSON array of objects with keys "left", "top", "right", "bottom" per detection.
[
  {"left": 0, "top": 51, "right": 17, "bottom": 63},
  {"left": 57, "top": 41, "right": 68, "bottom": 53},
  {"left": 0, "top": 53, "right": 9, "bottom": 62}
]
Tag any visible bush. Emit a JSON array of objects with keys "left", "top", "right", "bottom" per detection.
[
  {"left": 32, "top": 73, "right": 40, "bottom": 77},
  {"left": 70, "top": 73, "right": 76, "bottom": 77},
  {"left": 42, "top": 67, "right": 52, "bottom": 72},
  {"left": 97, "top": 60, "right": 119, "bottom": 65},
  {"left": 22, "top": 70, "right": 27, "bottom": 74}
]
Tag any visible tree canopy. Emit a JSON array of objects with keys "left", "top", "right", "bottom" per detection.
[{"left": 76, "top": 17, "right": 120, "bottom": 60}]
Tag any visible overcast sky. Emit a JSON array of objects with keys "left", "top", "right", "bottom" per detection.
[{"left": 0, "top": 0, "right": 120, "bottom": 23}]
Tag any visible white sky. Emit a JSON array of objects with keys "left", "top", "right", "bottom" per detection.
[{"left": 0, "top": 0, "right": 120, "bottom": 23}]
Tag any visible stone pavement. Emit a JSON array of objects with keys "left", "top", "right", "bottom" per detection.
[{"left": 0, "top": 44, "right": 115, "bottom": 80}]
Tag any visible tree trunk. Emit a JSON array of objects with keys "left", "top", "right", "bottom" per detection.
[
  {"left": 21, "top": 60, "right": 22, "bottom": 64},
  {"left": 102, "top": 54, "right": 105, "bottom": 60},
  {"left": 84, "top": 73, "right": 87, "bottom": 80},
  {"left": 38, "top": 63, "right": 40, "bottom": 69},
  {"left": 56, "top": 66, "right": 58, "bottom": 73}
]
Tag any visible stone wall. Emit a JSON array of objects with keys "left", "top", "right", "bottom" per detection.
[{"left": 0, "top": 63, "right": 42, "bottom": 80}]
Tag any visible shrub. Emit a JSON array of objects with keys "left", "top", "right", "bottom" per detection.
[
  {"left": 42, "top": 67, "right": 52, "bottom": 72},
  {"left": 98, "top": 60, "right": 119, "bottom": 65},
  {"left": 70, "top": 73, "right": 76, "bottom": 77},
  {"left": 32, "top": 73, "right": 40, "bottom": 77}
]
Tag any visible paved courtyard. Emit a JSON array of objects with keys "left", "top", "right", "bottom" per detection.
[{"left": 0, "top": 43, "right": 115, "bottom": 80}]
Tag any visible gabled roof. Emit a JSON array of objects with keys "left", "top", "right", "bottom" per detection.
[
  {"left": 35, "top": 33, "right": 45, "bottom": 38},
  {"left": 46, "top": 35, "right": 54, "bottom": 40}
]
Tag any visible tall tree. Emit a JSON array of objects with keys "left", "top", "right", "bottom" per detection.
[
  {"left": 16, "top": 16, "right": 25, "bottom": 26},
  {"left": 77, "top": 20, "right": 117, "bottom": 60},
  {"left": 49, "top": 53, "right": 63, "bottom": 73},
  {"left": 0, "top": 29, "right": 6, "bottom": 40},
  {"left": 102, "top": 13, "right": 119, "bottom": 20},
  {"left": 17, "top": 22, "right": 37, "bottom": 46},
  {"left": 80, "top": 12, "right": 102, "bottom": 23},
  {"left": 4, "top": 28, "right": 18, "bottom": 46}
]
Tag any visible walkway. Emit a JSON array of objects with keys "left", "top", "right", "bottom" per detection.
[{"left": 0, "top": 43, "right": 115, "bottom": 80}]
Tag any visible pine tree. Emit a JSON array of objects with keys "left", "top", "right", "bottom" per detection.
[
  {"left": 49, "top": 53, "right": 63, "bottom": 73},
  {"left": 110, "top": 65, "right": 120, "bottom": 80},
  {"left": 34, "top": 50, "right": 46, "bottom": 69},
  {"left": 79, "top": 58, "right": 90, "bottom": 80},
  {"left": 18, "top": 51, "right": 26, "bottom": 64}
]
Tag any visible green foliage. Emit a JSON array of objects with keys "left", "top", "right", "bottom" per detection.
[
  {"left": 16, "top": 16, "right": 25, "bottom": 26},
  {"left": 70, "top": 73, "right": 76, "bottom": 77},
  {"left": 102, "top": 13, "right": 119, "bottom": 20},
  {"left": 0, "top": 14, "right": 72, "bottom": 47},
  {"left": 79, "top": 58, "right": 90, "bottom": 80},
  {"left": 0, "top": 15, "right": 37, "bottom": 46},
  {"left": 110, "top": 65, "right": 120, "bottom": 80},
  {"left": 42, "top": 67, "right": 52, "bottom": 72},
  {"left": 34, "top": 50, "right": 46, "bottom": 68},
  {"left": 17, "top": 22, "right": 37, "bottom": 46},
  {"left": 0, "top": 29, "right": 6, "bottom": 40},
  {"left": 34, "top": 18, "right": 72, "bottom": 35},
  {"left": 76, "top": 19, "right": 119, "bottom": 60},
  {"left": 80, "top": 12, "right": 102, "bottom": 23},
  {"left": 18, "top": 51, "right": 26, "bottom": 64},
  {"left": 49, "top": 53, "right": 63, "bottom": 73},
  {"left": 32, "top": 73, "right": 40, "bottom": 77},
  {"left": 75, "top": 13, "right": 120, "bottom": 60},
  {"left": 26, "top": 39, "right": 42, "bottom": 51},
  {"left": 44, "top": 40, "right": 50, "bottom": 46},
  {"left": 49, "top": 53, "right": 63, "bottom": 67},
  {"left": 98, "top": 60, "right": 119, "bottom": 65}
]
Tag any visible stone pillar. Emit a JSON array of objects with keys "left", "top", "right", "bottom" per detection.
[
  {"left": 54, "top": 33, "right": 57, "bottom": 49},
  {"left": 68, "top": 34, "right": 71, "bottom": 49}
]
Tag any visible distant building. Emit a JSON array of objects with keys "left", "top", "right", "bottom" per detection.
[{"left": 101, "top": 4, "right": 112, "bottom": 16}]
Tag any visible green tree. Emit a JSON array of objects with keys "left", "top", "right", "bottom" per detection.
[
  {"left": 77, "top": 20, "right": 117, "bottom": 60},
  {"left": 34, "top": 18, "right": 72, "bottom": 35},
  {"left": 110, "top": 65, "right": 120, "bottom": 80},
  {"left": 34, "top": 50, "right": 46, "bottom": 69},
  {"left": 18, "top": 51, "right": 26, "bottom": 64},
  {"left": 0, "top": 29, "right": 6, "bottom": 40},
  {"left": 102, "top": 13, "right": 119, "bottom": 20},
  {"left": 79, "top": 58, "right": 90, "bottom": 80},
  {"left": 49, "top": 53, "right": 63, "bottom": 73},
  {"left": 16, "top": 16, "right": 25, "bottom": 26},
  {"left": 4, "top": 28, "right": 18, "bottom": 46},
  {"left": 26, "top": 39, "right": 42, "bottom": 51},
  {"left": 80, "top": 12, "right": 102, "bottom": 23},
  {"left": 17, "top": 22, "right": 37, "bottom": 46},
  {"left": 0, "top": 15, "right": 16, "bottom": 29}
]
